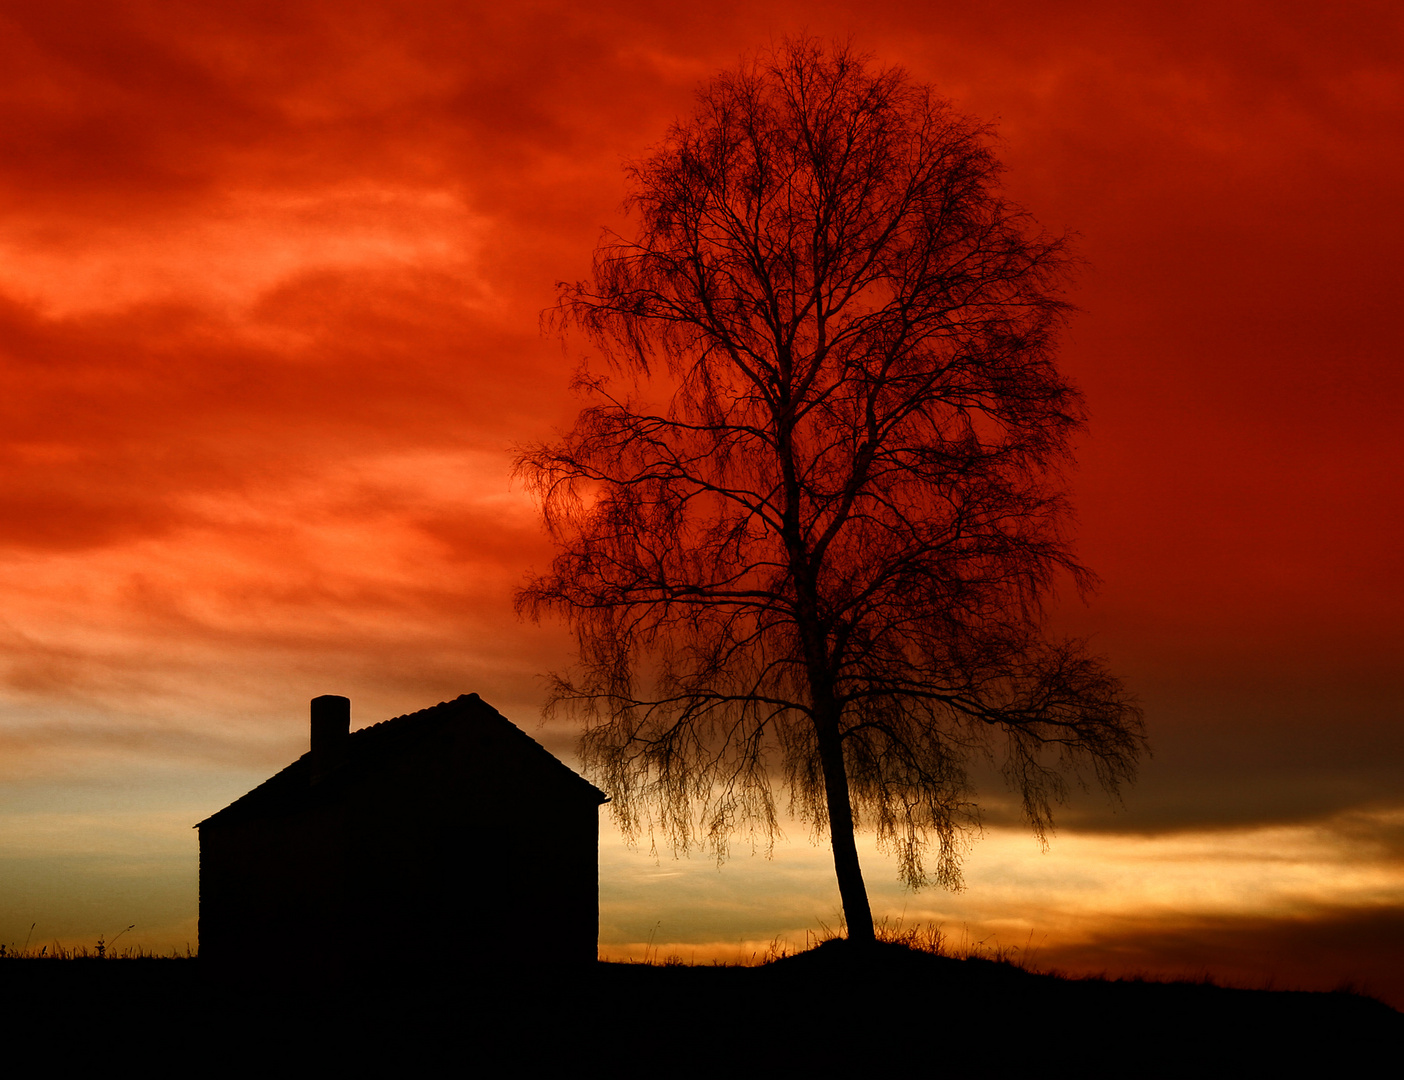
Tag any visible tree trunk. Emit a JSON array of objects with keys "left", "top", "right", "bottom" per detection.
[
  {"left": 779, "top": 372, "right": 876, "bottom": 944},
  {"left": 815, "top": 706, "right": 876, "bottom": 945}
]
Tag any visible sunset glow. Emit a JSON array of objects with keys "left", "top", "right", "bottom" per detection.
[{"left": 1, "top": 1, "right": 1400, "bottom": 1007}]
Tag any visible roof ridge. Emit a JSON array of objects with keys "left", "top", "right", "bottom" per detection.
[
  {"left": 196, "top": 693, "right": 604, "bottom": 829},
  {"left": 349, "top": 692, "right": 484, "bottom": 737}
]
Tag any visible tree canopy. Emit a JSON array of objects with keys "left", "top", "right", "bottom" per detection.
[{"left": 517, "top": 38, "right": 1145, "bottom": 943}]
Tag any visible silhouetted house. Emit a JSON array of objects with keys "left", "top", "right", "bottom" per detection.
[{"left": 196, "top": 693, "right": 606, "bottom": 980}]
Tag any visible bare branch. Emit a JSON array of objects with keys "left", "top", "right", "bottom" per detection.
[{"left": 518, "top": 37, "right": 1145, "bottom": 942}]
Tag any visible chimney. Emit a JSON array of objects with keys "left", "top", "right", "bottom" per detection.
[{"left": 310, "top": 694, "right": 350, "bottom": 782}]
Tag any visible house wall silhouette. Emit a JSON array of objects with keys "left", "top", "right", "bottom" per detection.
[{"left": 196, "top": 693, "right": 607, "bottom": 979}]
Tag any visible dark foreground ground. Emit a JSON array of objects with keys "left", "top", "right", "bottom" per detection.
[{"left": 5, "top": 941, "right": 1399, "bottom": 1075}]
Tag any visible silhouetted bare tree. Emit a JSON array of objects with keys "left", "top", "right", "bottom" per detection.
[{"left": 518, "top": 38, "right": 1144, "bottom": 944}]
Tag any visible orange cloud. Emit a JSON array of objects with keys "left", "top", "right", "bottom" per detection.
[{"left": 0, "top": 0, "right": 1400, "bottom": 992}]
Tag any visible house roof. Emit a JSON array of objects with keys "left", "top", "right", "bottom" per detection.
[{"left": 196, "top": 693, "right": 606, "bottom": 829}]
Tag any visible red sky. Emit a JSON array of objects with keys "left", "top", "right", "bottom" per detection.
[{"left": 2, "top": 1, "right": 1401, "bottom": 1004}]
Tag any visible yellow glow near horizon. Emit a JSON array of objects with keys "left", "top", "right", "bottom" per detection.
[{"left": 597, "top": 809, "right": 1404, "bottom": 967}]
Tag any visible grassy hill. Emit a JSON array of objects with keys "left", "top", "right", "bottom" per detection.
[{"left": 4, "top": 939, "right": 1398, "bottom": 1074}]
